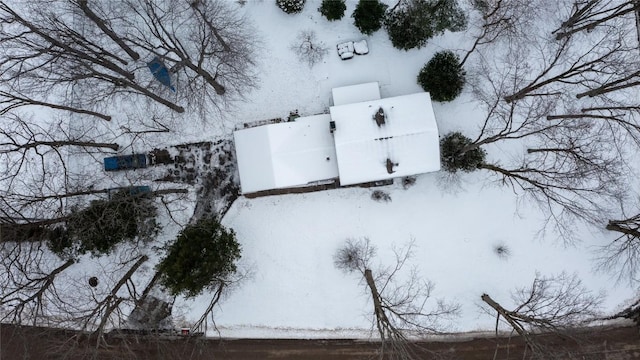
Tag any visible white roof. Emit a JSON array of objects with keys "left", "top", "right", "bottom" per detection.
[
  {"left": 329, "top": 92, "right": 440, "bottom": 186},
  {"left": 234, "top": 114, "right": 339, "bottom": 194},
  {"left": 331, "top": 82, "right": 381, "bottom": 106}
]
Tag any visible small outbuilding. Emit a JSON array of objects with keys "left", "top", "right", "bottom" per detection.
[{"left": 233, "top": 114, "right": 339, "bottom": 194}]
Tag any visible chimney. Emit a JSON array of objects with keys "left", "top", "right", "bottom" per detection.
[
  {"left": 386, "top": 158, "right": 396, "bottom": 174},
  {"left": 373, "top": 107, "right": 385, "bottom": 127}
]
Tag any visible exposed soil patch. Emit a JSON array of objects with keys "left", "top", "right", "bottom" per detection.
[
  {"left": 2, "top": 323, "right": 639, "bottom": 360},
  {"left": 152, "top": 139, "right": 239, "bottom": 218}
]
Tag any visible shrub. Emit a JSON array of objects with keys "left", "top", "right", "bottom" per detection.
[
  {"left": 276, "top": 0, "right": 305, "bottom": 14},
  {"left": 318, "top": 0, "right": 346, "bottom": 21},
  {"left": 493, "top": 242, "right": 511, "bottom": 260},
  {"left": 290, "top": 29, "right": 328, "bottom": 67},
  {"left": 157, "top": 217, "right": 241, "bottom": 297},
  {"left": 352, "top": 0, "right": 388, "bottom": 35},
  {"left": 417, "top": 50, "right": 465, "bottom": 102},
  {"left": 385, "top": 0, "right": 467, "bottom": 51},
  {"left": 402, "top": 176, "right": 417, "bottom": 189},
  {"left": 371, "top": 190, "right": 392, "bottom": 202},
  {"left": 440, "top": 132, "right": 486, "bottom": 173},
  {"left": 385, "top": 2, "right": 432, "bottom": 50}
]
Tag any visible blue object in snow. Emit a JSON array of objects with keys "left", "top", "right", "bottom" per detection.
[
  {"left": 147, "top": 56, "right": 175, "bottom": 91},
  {"left": 104, "top": 154, "right": 148, "bottom": 171}
]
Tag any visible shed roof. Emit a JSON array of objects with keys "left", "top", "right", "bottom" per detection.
[
  {"left": 234, "top": 114, "right": 339, "bottom": 194},
  {"left": 331, "top": 82, "right": 381, "bottom": 106}
]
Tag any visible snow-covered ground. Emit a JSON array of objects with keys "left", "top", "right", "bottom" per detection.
[
  {"left": 31, "top": 0, "right": 634, "bottom": 339},
  {"left": 156, "top": 1, "right": 636, "bottom": 338}
]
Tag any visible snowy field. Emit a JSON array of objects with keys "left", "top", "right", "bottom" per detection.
[{"left": 146, "top": 0, "right": 636, "bottom": 338}]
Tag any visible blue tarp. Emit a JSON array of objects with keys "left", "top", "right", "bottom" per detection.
[
  {"left": 104, "top": 154, "right": 147, "bottom": 171},
  {"left": 147, "top": 56, "right": 175, "bottom": 91}
]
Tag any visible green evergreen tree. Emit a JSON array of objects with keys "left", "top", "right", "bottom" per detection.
[
  {"left": 49, "top": 192, "right": 159, "bottom": 258},
  {"left": 318, "top": 0, "right": 346, "bottom": 21},
  {"left": 385, "top": 0, "right": 467, "bottom": 50},
  {"left": 276, "top": 0, "right": 306, "bottom": 14},
  {"left": 417, "top": 50, "right": 465, "bottom": 102},
  {"left": 429, "top": 0, "right": 467, "bottom": 33},
  {"left": 440, "top": 132, "right": 486, "bottom": 173},
  {"left": 352, "top": 0, "right": 388, "bottom": 35},
  {"left": 157, "top": 217, "right": 241, "bottom": 298}
]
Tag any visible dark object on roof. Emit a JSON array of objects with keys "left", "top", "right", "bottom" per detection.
[
  {"left": 374, "top": 107, "right": 385, "bottom": 126},
  {"left": 147, "top": 56, "right": 176, "bottom": 92},
  {"left": 89, "top": 276, "right": 98, "bottom": 287},
  {"left": 330, "top": 120, "right": 336, "bottom": 133},
  {"left": 386, "top": 158, "right": 397, "bottom": 174},
  {"left": 104, "top": 154, "right": 147, "bottom": 171}
]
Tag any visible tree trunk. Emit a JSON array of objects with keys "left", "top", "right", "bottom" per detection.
[
  {"left": 555, "top": 2, "right": 639, "bottom": 40},
  {"left": 18, "top": 140, "right": 119, "bottom": 151},
  {"left": 0, "top": 92, "right": 112, "bottom": 121},
  {"left": 78, "top": 0, "right": 141, "bottom": 61},
  {"left": 481, "top": 294, "right": 527, "bottom": 338},
  {"left": 606, "top": 221, "right": 640, "bottom": 238}
]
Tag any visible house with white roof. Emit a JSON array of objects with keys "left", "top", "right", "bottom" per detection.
[{"left": 233, "top": 82, "right": 440, "bottom": 196}]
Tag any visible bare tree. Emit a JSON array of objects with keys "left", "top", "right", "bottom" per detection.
[
  {"left": 290, "top": 30, "right": 328, "bottom": 67},
  {"left": 457, "top": 0, "right": 635, "bottom": 243},
  {"left": 0, "top": 0, "right": 258, "bottom": 120},
  {"left": 454, "top": 63, "right": 627, "bottom": 242},
  {"left": 553, "top": 0, "right": 639, "bottom": 40},
  {"left": 593, "top": 211, "right": 640, "bottom": 283},
  {"left": 481, "top": 272, "right": 604, "bottom": 359},
  {"left": 334, "top": 238, "right": 459, "bottom": 360},
  {"left": 461, "top": 0, "right": 542, "bottom": 67}
]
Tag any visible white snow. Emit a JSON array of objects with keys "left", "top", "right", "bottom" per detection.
[
  {"left": 337, "top": 41, "right": 355, "bottom": 60},
  {"left": 234, "top": 114, "right": 338, "bottom": 193},
  {"left": 332, "top": 82, "right": 380, "bottom": 106},
  {"left": 26, "top": 0, "right": 635, "bottom": 341},
  {"left": 353, "top": 39, "right": 369, "bottom": 55},
  {"left": 330, "top": 92, "right": 440, "bottom": 185}
]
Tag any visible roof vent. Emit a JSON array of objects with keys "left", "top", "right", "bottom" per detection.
[{"left": 373, "top": 107, "right": 385, "bottom": 127}]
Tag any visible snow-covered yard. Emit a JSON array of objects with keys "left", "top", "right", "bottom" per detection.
[
  {"left": 3, "top": 0, "right": 636, "bottom": 341},
  {"left": 163, "top": 1, "right": 635, "bottom": 338}
]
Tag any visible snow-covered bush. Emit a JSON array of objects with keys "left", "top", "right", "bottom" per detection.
[
  {"left": 417, "top": 50, "right": 465, "bottom": 102},
  {"left": 276, "top": 0, "right": 305, "bottom": 14},
  {"left": 352, "top": 0, "right": 388, "bottom": 35},
  {"left": 318, "top": 0, "right": 346, "bottom": 21},
  {"left": 157, "top": 217, "right": 241, "bottom": 297},
  {"left": 440, "top": 132, "right": 486, "bottom": 173}
]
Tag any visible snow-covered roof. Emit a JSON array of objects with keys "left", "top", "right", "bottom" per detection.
[
  {"left": 234, "top": 114, "right": 339, "bottom": 194},
  {"left": 329, "top": 92, "right": 440, "bottom": 186},
  {"left": 331, "top": 82, "right": 381, "bottom": 106}
]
